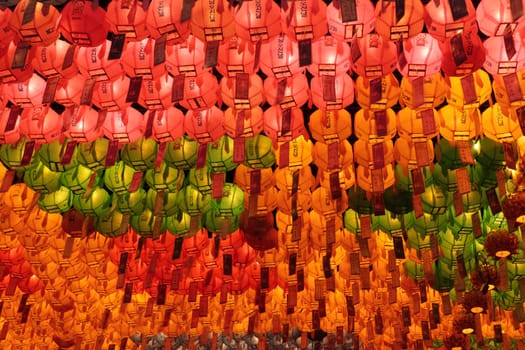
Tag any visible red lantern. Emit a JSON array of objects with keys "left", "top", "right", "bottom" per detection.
[
  {"left": 76, "top": 40, "right": 124, "bottom": 82},
  {"left": 0, "top": 40, "right": 35, "bottom": 83},
  {"left": 54, "top": 75, "right": 85, "bottom": 107},
  {"left": 92, "top": 75, "right": 132, "bottom": 112},
  {"left": 121, "top": 38, "right": 166, "bottom": 80},
  {"left": 374, "top": 0, "right": 424, "bottom": 40},
  {"left": 9, "top": 0, "right": 60, "bottom": 46},
  {"left": 165, "top": 35, "right": 210, "bottom": 77},
  {"left": 220, "top": 74, "right": 265, "bottom": 110},
  {"left": 310, "top": 73, "right": 355, "bottom": 110},
  {"left": 281, "top": 0, "right": 327, "bottom": 42},
  {"left": 149, "top": 107, "right": 185, "bottom": 143},
  {"left": 476, "top": 0, "right": 525, "bottom": 36},
  {"left": 263, "top": 106, "right": 306, "bottom": 142},
  {"left": 32, "top": 40, "right": 78, "bottom": 79},
  {"left": 63, "top": 105, "right": 103, "bottom": 143},
  {"left": 326, "top": 0, "right": 375, "bottom": 42},
  {"left": 59, "top": 0, "right": 109, "bottom": 47},
  {"left": 438, "top": 28, "right": 485, "bottom": 76},
  {"left": 224, "top": 106, "right": 264, "bottom": 138},
  {"left": 146, "top": 0, "right": 191, "bottom": 44},
  {"left": 263, "top": 73, "right": 309, "bottom": 108},
  {"left": 102, "top": 107, "right": 146, "bottom": 144},
  {"left": 138, "top": 74, "right": 175, "bottom": 110},
  {"left": 179, "top": 72, "right": 219, "bottom": 111},
  {"left": 397, "top": 33, "right": 442, "bottom": 79},
  {"left": 5, "top": 73, "right": 47, "bottom": 108},
  {"left": 184, "top": 106, "right": 225, "bottom": 143},
  {"left": 259, "top": 33, "right": 304, "bottom": 79},
  {"left": 234, "top": 0, "right": 281, "bottom": 43},
  {"left": 483, "top": 30, "right": 525, "bottom": 76},
  {"left": 424, "top": 0, "right": 478, "bottom": 41},
  {"left": 0, "top": 7, "right": 15, "bottom": 48},
  {"left": 0, "top": 107, "right": 22, "bottom": 144},
  {"left": 106, "top": 0, "right": 149, "bottom": 42},
  {"left": 309, "top": 36, "right": 351, "bottom": 77},
  {"left": 190, "top": 0, "right": 236, "bottom": 44},
  {"left": 351, "top": 33, "right": 398, "bottom": 78},
  {"left": 19, "top": 106, "right": 63, "bottom": 144},
  {"left": 217, "top": 36, "right": 259, "bottom": 77}
]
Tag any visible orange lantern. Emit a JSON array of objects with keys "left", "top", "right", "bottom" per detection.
[
  {"left": 399, "top": 72, "right": 446, "bottom": 109},
  {"left": 445, "top": 70, "right": 492, "bottom": 110},
  {"left": 0, "top": 107, "right": 22, "bottom": 144},
  {"left": 102, "top": 107, "right": 146, "bottom": 144},
  {"left": 308, "top": 109, "right": 352, "bottom": 143},
  {"left": 0, "top": 40, "right": 35, "bottom": 83},
  {"left": 394, "top": 137, "right": 435, "bottom": 171},
  {"left": 397, "top": 33, "right": 442, "bottom": 79},
  {"left": 220, "top": 74, "right": 265, "bottom": 110},
  {"left": 224, "top": 106, "right": 264, "bottom": 138},
  {"left": 146, "top": 0, "right": 191, "bottom": 43},
  {"left": 63, "top": 105, "right": 104, "bottom": 143},
  {"left": 310, "top": 73, "right": 355, "bottom": 110},
  {"left": 19, "top": 106, "right": 63, "bottom": 144},
  {"left": 353, "top": 108, "right": 397, "bottom": 141},
  {"left": 121, "top": 38, "right": 166, "bottom": 80},
  {"left": 217, "top": 36, "right": 259, "bottom": 77},
  {"left": 184, "top": 106, "right": 225, "bottom": 144},
  {"left": 374, "top": 0, "right": 424, "bottom": 40},
  {"left": 54, "top": 75, "right": 85, "bottom": 107},
  {"left": 190, "top": 0, "right": 236, "bottom": 44},
  {"left": 234, "top": 0, "right": 282, "bottom": 43},
  {"left": 76, "top": 40, "right": 125, "bottom": 82},
  {"left": 424, "top": 0, "right": 478, "bottom": 40},
  {"left": 139, "top": 74, "right": 176, "bottom": 110},
  {"left": 263, "top": 106, "right": 307, "bottom": 142},
  {"left": 150, "top": 107, "right": 185, "bottom": 143},
  {"left": 259, "top": 33, "right": 304, "bottom": 79},
  {"left": 32, "top": 40, "right": 78, "bottom": 79},
  {"left": 9, "top": 0, "right": 60, "bottom": 46},
  {"left": 105, "top": 0, "right": 149, "bottom": 42},
  {"left": 396, "top": 108, "right": 439, "bottom": 140},
  {"left": 439, "top": 28, "right": 485, "bottom": 76},
  {"left": 326, "top": 0, "right": 375, "bottom": 42},
  {"left": 179, "top": 72, "right": 219, "bottom": 111},
  {"left": 165, "top": 35, "right": 210, "bottom": 77},
  {"left": 92, "top": 75, "right": 132, "bottom": 112},
  {"left": 483, "top": 31, "right": 525, "bottom": 76},
  {"left": 59, "top": 0, "right": 109, "bottom": 47},
  {"left": 263, "top": 73, "right": 309, "bottom": 108},
  {"left": 351, "top": 33, "right": 398, "bottom": 78},
  {"left": 355, "top": 73, "right": 400, "bottom": 110}
]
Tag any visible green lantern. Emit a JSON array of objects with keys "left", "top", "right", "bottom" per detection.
[
  {"left": 104, "top": 161, "right": 142, "bottom": 195},
  {"left": 473, "top": 163, "right": 499, "bottom": 189},
  {"left": 130, "top": 208, "right": 166, "bottom": 238},
  {"left": 188, "top": 165, "right": 213, "bottom": 195},
  {"left": 406, "top": 227, "right": 431, "bottom": 257},
  {"left": 144, "top": 161, "right": 184, "bottom": 192},
  {"left": 145, "top": 188, "right": 179, "bottom": 216},
  {"left": 461, "top": 184, "right": 482, "bottom": 213},
  {"left": 204, "top": 208, "right": 240, "bottom": 235},
  {"left": 482, "top": 207, "right": 508, "bottom": 234},
  {"left": 61, "top": 164, "right": 102, "bottom": 195},
  {"left": 164, "top": 136, "right": 198, "bottom": 170},
  {"left": 38, "top": 186, "right": 73, "bottom": 213},
  {"left": 403, "top": 260, "right": 425, "bottom": 283},
  {"left": 420, "top": 184, "right": 451, "bottom": 215},
  {"left": 166, "top": 211, "right": 202, "bottom": 237},
  {"left": 436, "top": 138, "right": 476, "bottom": 171},
  {"left": 448, "top": 211, "right": 477, "bottom": 236},
  {"left": 244, "top": 134, "right": 276, "bottom": 169},
  {"left": 39, "top": 140, "right": 78, "bottom": 172},
  {"left": 209, "top": 183, "right": 244, "bottom": 216},
  {"left": 476, "top": 137, "right": 506, "bottom": 171},
  {"left": 72, "top": 187, "right": 112, "bottom": 217},
  {"left": 76, "top": 138, "right": 110, "bottom": 172},
  {"left": 207, "top": 135, "right": 236, "bottom": 173},
  {"left": 176, "top": 185, "right": 208, "bottom": 216},
  {"left": 24, "top": 161, "right": 62, "bottom": 194},
  {"left": 96, "top": 210, "right": 129, "bottom": 238},
  {"left": 433, "top": 163, "right": 475, "bottom": 194},
  {"left": 431, "top": 259, "right": 456, "bottom": 292},
  {"left": 411, "top": 212, "right": 447, "bottom": 236},
  {"left": 373, "top": 209, "right": 409, "bottom": 236},
  {"left": 394, "top": 164, "right": 433, "bottom": 192},
  {"left": 383, "top": 187, "right": 413, "bottom": 215},
  {"left": 438, "top": 228, "right": 476, "bottom": 265},
  {"left": 120, "top": 137, "right": 158, "bottom": 171},
  {"left": 343, "top": 208, "right": 366, "bottom": 235},
  {"left": 0, "top": 138, "right": 38, "bottom": 170},
  {"left": 346, "top": 186, "right": 372, "bottom": 215},
  {"left": 114, "top": 188, "right": 147, "bottom": 215}
]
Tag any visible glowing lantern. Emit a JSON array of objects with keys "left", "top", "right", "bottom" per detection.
[
  {"left": 394, "top": 137, "right": 435, "bottom": 171},
  {"left": 76, "top": 138, "right": 110, "bottom": 171},
  {"left": 179, "top": 72, "right": 219, "bottom": 111},
  {"left": 191, "top": 0, "right": 236, "bottom": 42},
  {"left": 38, "top": 186, "right": 73, "bottom": 213},
  {"left": 351, "top": 33, "right": 398, "bottom": 78},
  {"left": 259, "top": 33, "right": 304, "bottom": 79},
  {"left": 420, "top": 184, "right": 451, "bottom": 215},
  {"left": 205, "top": 209, "right": 240, "bottom": 235},
  {"left": 224, "top": 106, "right": 264, "bottom": 138},
  {"left": 148, "top": 107, "right": 185, "bottom": 143},
  {"left": 9, "top": 0, "right": 60, "bottom": 46},
  {"left": 0, "top": 138, "right": 37, "bottom": 170},
  {"left": 32, "top": 40, "right": 78, "bottom": 79},
  {"left": 188, "top": 166, "right": 213, "bottom": 194},
  {"left": 326, "top": 0, "right": 375, "bottom": 41},
  {"left": 263, "top": 106, "right": 306, "bottom": 142},
  {"left": 165, "top": 35, "right": 210, "bottom": 77},
  {"left": 220, "top": 74, "right": 265, "bottom": 110},
  {"left": 397, "top": 33, "right": 442, "bottom": 78},
  {"left": 61, "top": 164, "right": 102, "bottom": 195},
  {"left": 5, "top": 73, "right": 46, "bottom": 108},
  {"left": 263, "top": 74, "right": 309, "bottom": 108},
  {"left": 0, "top": 40, "right": 34, "bottom": 83},
  {"left": 102, "top": 107, "right": 146, "bottom": 144},
  {"left": 20, "top": 106, "right": 62, "bottom": 144},
  {"left": 59, "top": 0, "right": 109, "bottom": 46},
  {"left": 121, "top": 38, "right": 166, "bottom": 80},
  {"left": 355, "top": 73, "right": 400, "bottom": 109},
  {"left": 217, "top": 36, "right": 259, "bottom": 77},
  {"left": 355, "top": 164, "right": 396, "bottom": 192},
  {"left": 476, "top": 0, "right": 524, "bottom": 37},
  {"left": 399, "top": 72, "right": 446, "bottom": 109},
  {"left": 120, "top": 137, "right": 158, "bottom": 171},
  {"left": 353, "top": 108, "right": 397, "bottom": 141},
  {"left": 0, "top": 107, "right": 22, "bottom": 144},
  {"left": 54, "top": 75, "right": 85, "bottom": 107},
  {"left": 312, "top": 140, "right": 354, "bottom": 171},
  {"left": 76, "top": 40, "right": 124, "bottom": 82},
  {"left": 374, "top": 0, "right": 424, "bottom": 40},
  {"left": 184, "top": 106, "right": 225, "bottom": 143},
  {"left": 92, "top": 75, "right": 132, "bottom": 112},
  {"left": 130, "top": 208, "right": 166, "bottom": 236},
  {"left": 274, "top": 135, "right": 313, "bottom": 170},
  {"left": 176, "top": 184, "right": 208, "bottom": 217},
  {"left": 105, "top": 0, "right": 149, "bottom": 42},
  {"left": 207, "top": 136, "right": 236, "bottom": 173},
  {"left": 396, "top": 108, "right": 439, "bottom": 140},
  {"left": 234, "top": 0, "right": 281, "bottom": 43},
  {"left": 439, "top": 28, "right": 485, "bottom": 76},
  {"left": 308, "top": 109, "right": 352, "bottom": 143},
  {"left": 166, "top": 212, "right": 202, "bottom": 237},
  {"left": 137, "top": 74, "right": 175, "bottom": 110},
  {"left": 244, "top": 135, "right": 276, "bottom": 169},
  {"left": 483, "top": 32, "right": 525, "bottom": 76},
  {"left": 63, "top": 105, "right": 103, "bottom": 143},
  {"left": 424, "top": 0, "right": 478, "bottom": 40},
  {"left": 310, "top": 73, "right": 355, "bottom": 110},
  {"left": 308, "top": 35, "right": 351, "bottom": 77},
  {"left": 164, "top": 136, "right": 199, "bottom": 170},
  {"left": 95, "top": 210, "right": 128, "bottom": 238},
  {"left": 445, "top": 70, "right": 492, "bottom": 109},
  {"left": 24, "top": 161, "right": 62, "bottom": 194},
  {"left": 114, "top": 188, "right": 146, "bottom": 215},
  {"left": 0, "top": 7, "right": 14, "bottom": 47},
  {"left": 483, "top": 104, "right": 522, "bottom": 143},
  {"left": 438, "top": 105, "right": 480, "bottom": 142},
  {"left": 281, "top": 0, "right": 327, "bottom": 41},
  {"left": 39, "top": 140, "right": 78, "bottom": 172},
  {"left": 72, "top": 187, "right": 112, "bottom": 217},
  {"left": 104, "top": 161, "right": 142, "bottom": 195}
]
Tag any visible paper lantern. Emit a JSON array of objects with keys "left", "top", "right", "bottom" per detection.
[
  {"left": 351, "top": 33, "right": 398, "bottom": 78},
  {"left": 54, "top": 75, "right": 85, "bottom": 107},
  {"left": 274, "top": 135, "right": 313, "bottom": 170},
  {"left": 374, "top": 0, "right": 424, "bottom": 40},
  {"left": 263, "top": 106, "right": 306, "bottom": 142},
  {"left": 244, "top": 134, "right": 276, "bottom": 169},
  {"left": 220, "top": 74, "right": 265, "bottom": 110},
  {"left": 310, "top": 73, "right": 355, "bottom": 110},
  {"left": 308, "top": 109, "right": 352, "bottom": 143},
  {"left": 263, "top": 73, "right": 309, "bottom": 108},
  {"left": 32, "top": 40, "right": 78, "bottom": 79},
  {"left": 0, "top": 138, "right": 37, "bottom": 170},
  {"left": 483, "top": 32, "right": 525, "bottom": 76},
  {"left": 353, "top": 108, "right": 397, "bottom": 141},
  {"left": 20, "top": 106, "right": 63, "bottom": 144},
  {"left": 163, "top": 136, "right": 199, "bottom": 170},
  {"left": 130, "top": 208, "right": 166, "bottom": 235},
  {"left": 165, "top": 35, "right": 210, "bottom": 77},
  {"left": 217, "top": 36, "right": 259, "bottom": 77},
  {"left": 424, "top": 0, "right": 478, "bottom": 40},
  {"left": 188, "top": 165, "right": 213, "bottom": 194},
  {"left": 120, "top": 137, "right": 158, "bottom": 171},
  {"left": 259, "top": 33, "right": 304, "bottom": 79},
  {"left": 92, "top": 75, "right": 132, "bottom": 112},
  {"left": 397, "top": 33, "right": 442, "bottom": 78},
  {"left": 61, "top": 164, "right": 102, "bottom": 195},
  {"left": 438, "top": 105, "right": 480, "bottom": 142},
  {"left": 102, "top": 107, "right": 145, "bottom": 144},
  {"left": 179, "top": 72, "right": 219, "bottom": 111},
  {"left": 39, "top": 140, "right": 78, "bottom": 172},
  {"left": 399, "top": 72, "right": 446, "bottom": 109},
  {"left": 72, "top": 187, "right": 112, "bottom": 217},
  {"left": 146, "top": 0, "right": 191, "bottom": 43},
  {"left": 482, "top": 103, "right": 522, "bottom": 142},
  {"left": 59, "top": 0, "right": 109, "bottom": 47},
  {"left": 223, "top": 106, "right": 264, "bottom": 138},
  {"left": 149, "top": 107, "right": 185, "bottom": 143},
  {"left": 355, "top": 164, "right": 395, "bottom": 192},
  {"left": 184, "top": 106, "right": 225, "bottom": 143},
  {"left": 234, "top": 0, "right": 281, "bottom": 43},
  {"left": 114, "top": 188, "right": 146, "bottom": 215},
  {"left": 281, "top": 0, "right": 327, "bottom": 42},
  {"left": 309, "top": 35, "right": 351, "bottom": 76},
  {"left": 38, "top": 186, "right": 73, "bottom": 213},
  {"left": 355, "top": 73, "right": 400, "bottom": 109},
  {"left": 76, "top": 138, "right": 110, "bottom": 172},
  {"left": 5, "top": 73, "right": 47, "bottom": 108},
  {"left": 24, "top": 161, "right": 62, "bottom": 194},
  {"left": 104, "top": 161, "right": 142, "bottom": 195},
  {"left": 95, "top": 210, "right": 128, "bottom": 238},
  {"left": 397, "top": 107, "right": 439, "bottom": 140},
  {"left": 105, "top": 0, "right": 149, "bottom": 42},
  {"left": 62, "top": 106, "right": 103, "bottom": 143},
  {"left": 137, "top": 74, "right": 176, "bottom": 110},
  {"left": 191, "top": 0, "right": 236, "bottom": 43},
  {"left": 394, "top": 137, "right": 435, "bottom": 170},
  {"left": 312, "top": 139, "right": 354, "bottom": 171},
  {"left": 478, "top": 0, "right": 525, "bottom": 37},
  {"left": 76, "top": 40, "right": 124, "bottom": 82},
  {"left": 0, "top": 40, "right": 35, "bottom": 83},
  {"left": 420, "top": 184, "right": 451, "bottom": 215},
  {"left": 326, "top": 0, "right": 375, "bottom": 42},
  {"left": 234, "top": 164, "right": 275, "bottom": 193},
  {"left": 121, "top": 38, "right": 166, "bottom": 80},
  {"left": 176, "top": 184, "right": 208, "bottom": 216},
  {"left": 0, "top": 7, "right": 14, "bottom": 48},
  {"left": 445, "top": 70, "right": 492, "bottom": 110},
  {"left": 207, "top": 135, "right": 236, "bottom": 173},
  {"left": 9, "top": 0, "right": 60, "bottom": 46},
  {"left": 439, "top": 28, "right": 485, "bottom": 76},
  {"left": 166, "top": 212, "right": 202, "bottom": 237}
]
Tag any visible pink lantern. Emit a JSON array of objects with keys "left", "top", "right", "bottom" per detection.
[
  {"left": 263, "top": 106, "right": 306, "bottom": 142},
  {"left": 424, "top": 0, "right": 478, "bottom": 41},
  {"left": 374, "top": 0, "right": 424, "bottom": 40},
  {"left": 439, "top": 28, "right": 485, "bottom": 76},
  {"left": 102, "top": 107, "right": 146, "bottom": 144},
  {"left": 326, "top": 0, "right": 375, "bottom": 42},
  {"left": 234, "top": 0, "right": 282, "bottom": 43},
  {"left": 310, "top": 73, "right": 355, "bottom": 110},
  {"left": 190, "top": 0, "right": 236, "bottom": 44},
  {"left": 92, "top": 75, "right": 132, "bottom": 112},
  {"left": 483, "top": 30, "right": 525, "bottom": 76},
  {"left": 121, "top": 38, "right": 166, "bottom": 80},
  {"left": 308, "top": 35, "right": 351, "bottom": 77},
  {"left": 184, "top": 106, "right": 225, "bottom": 143},
  {"left": 146, "top": 0, "right": 191, "bottom": 44},
  {"left": 59, "top": 0, "right": 109, "bottom": 47},
  {"left": 32, "top": 40, "right": 78, "bottom": 79},
  {"left": 263, "top": 73, "right": 309, "bottom": 108},
  {"left": 5, "top": 73, "right": 47, "bottom": 108},
  {"left": 224, "top": 106, "right": 264, "bottom": 138},
  {"left": 76, "top": 40, "right": 124, "bottom": 82},
  {"left": 281, "top": 0, "right": 327, "bottom": 42},
  {"left": 220, "top": 74, "right": 265, "bottom": 110},
  {"left": 106, "top": 0, "right": 149, "bottom": 42},
  {"left": 179, "top": 72, "right": 219, "bottom": 111},
  {"left": 217, "top": 36, "right": 259, "bottom": 77},
  {"left": 476, "top": 0, "right": 525, "bottom": 36},
  {"left": 138, "top": 74, "right": 175, "bottom": 110},
  {"left": 149, "top": 107, "right": 185, "bottom": 143},
  {"left": 165, "top": 35, "right": 210, "bottom": 77},
  {"left": 20, "top": 106, "right": 63, "bottom": 144},
  {"left": 55, "top": 75, "right": 85, "bottom": 107},
  {"left": 0, "top": 107, "right": 22, "bottom": 144},
  {"left": 259, "top": 33, "right": 304, "bottom": 79},
  {"left": 63, "top": 105, "right": 103, "bottom": 143},
  {"left": 0, "top": 40, "right": 34, "bottom": 83},
  {"left": 397, "top": 33, "right": 442, "bottom": 79},
  {"left": 351, "top": 33, "right": 398, "bottom": 78}
]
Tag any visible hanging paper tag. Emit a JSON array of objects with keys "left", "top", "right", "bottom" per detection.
[
  {"left": 369, "top": 77, "right": 383, "bottom": 105},
  {"left": 323, "top": 254, "right": 332, "bottom": 278},
  {"left": 60, "top": 44, "right": 76, "bottom": 72},
  {"left": 420, "top": 109, "right": 436, "bottom": 136},
  {"left": 410, "top": 77, "right": 425, "bottom": 108},
  {"left": 42, "top": 76, "right": 60, "bottom": 105},
  {"left": 0, "top": 322, "right": 7, "bottom": 341},
  {"left": 101, "top": 309, "right": 111, "bottom": 329},
  {"left": 431, "top": 303, "right": 441, "bottom": 325},
  {"left": 460, "top": 74, "right": 477, "bottom": 105},
  {"left": 504, "top": 25, "right": 517, "bottom": 60},
  {"left": 327, "top": 142, "right": 340, "bottom": 171},
  {"left": 411, "top": 168, "right": 425, "bottom": 195},
  {"left": 329, "top": 172, "right": 342, "bottom": 200},
  {"left": 123, "top": 282, "right": 133, "bottom": 303},
  {"left": 272, "top": 314, "right": 281, "bottom": 334},
  {"left": 351, "top": 39, "right": 362, "bottom": 62},
  {"left": 108, "top": 34, "right": 125, "bottom": 60},
  {"left": 212, "top": 172, "right": 225, "bottom": 199},
  {"left": 312, "top": 310, "right": 320, "bottom": 330},
  {"left": 441, "top": 294, "right": 452, "bottom": 315},
  {"left": 204, "top": 40, "right": 220, "bottom": 68},
  {"left": 190, "top": 309, "right": 199, "bottom": 328},
  {"left": 153, "top": 35, "right": 167, "bottom": 66},
  {"left": 340, "top": 0, "right": 358, "bottom": 22},
  {"left": 493, "top": 324, "right": 503, "bottom": 343},
  {"left": 61, "top": 140, "right": 77, "bottom": 166},
  {"left": 485, "top": 187, "right": 502, "bottom": 216},
  {"left": 298, "top": 39, "right": 312, "bottom": 67},
  {"left": 453, "top": 191, "right": 463, "bottom": 216},
  {"left": 279, "top": 142, "right": 290, "bottom": 168},
  {"left": 188, "top": 281, "right": 198, "bottom": 302},
  {"left": 170, "top": 269, "right": 181, "bottom": 291},
  {"left": 223, "top": 253, "right": 232, "bottom": 276},
  {"left": 456, "top": 254, "right": 467, "bottom": 278},
  {"left": 450, "top": 33, "right": 467, "bottom": 66},
  {"left": 350, "top": 252, "right": 360, "bottom": 275},
  {"left": 196, "top": 143, "right": 207, "bottom": 169},
  {"left": 219, "top": 282, "right": 229, "bottom": 304},
  {"left": 20, "top": 140, "right": 35, "bottom": 167},
  {"left": 0, "top": 170, "right": 15, "bottom": 193},
  {"left": 503, "top": 142, "right": 517, "bottom": 169},
  {"left": 127, "top": 171, "right": 143, "bottom": 193},
  {"left": 4, "top": 106, "right": 20, "bottom": 133},
  {"left": 322, "top": 75, "right": 336, "bottom": 102},
  {"left": 171, "top": 74, "right": 185, "bottom": 103},
  {"left": 373, "top": 191, "right": 386, "bottom": 215},
  {"left": 374, "top": 110, "right": 387, "bottom": 137},
  {"left": 153, "top": 142, "right": 167, "bottom": 169},
  {"left": 469, "top": 212, "right": 481, "bottom": 239},
  {"left": 456, "top": 140, "right": 474, "bottom": 164},
  {"left": 181, "top": 0, "right": 194, "bottom": 22},
  {"left": 297, "top": 269, "right": 304, "bottom": 291},
  {"left": 257, "top": 291, "right": 266, "bottom": 312},
  {"left": 372, "top": 142, "right": 385, "bottom": 168},
  {"left": 415, "top": 141, "right": 430, "bottom": 167},
  {"left": 80, "top": 78, "right": 96, "bottom": 105},
  {"left": 156, "top": 283, "right": 167, "bottom": 305},
  {"left": 235, "top": 72, "right": 250, "bottom": 101},
  {"left": 402, "top": 306, "right": 411, "bottom": 327},
  {"left": 11, "top": 41, "right": 31, "bottom": 70},
  {"left": 388, "top": 250, "right": 396, "bottom": 271},
  {"left": 289, "top": 253, "right": 297, "bottom": 275},
  {"left": 326, "top": 217, "right": 336, "bottom": 246},
  {"left": 394, "top": 0, "right": 406, "bottom": 22},
  {"left": 397, "top": 39, "right": 407, "bottom": 71},
  {"left": 455, "top": 167, "right": 471, "bottom": 194},
  {"left": 503, "top": 73, "right": 523, "bottom": 102},
  {"left": 62, "top": 236, "right": 75, "bottom": 259},
  {"left": 419, "top": 281, "right": 427, "bottom": 303},
  {"left": 360, "top": 266, "right": 370, "bottom": 289},
  {"left": 359, "top": 237, "right": 370, "bottom": 258},
  {"left": 450, "top": 0, "right": 468, "bottom": 20},
  {"left": 22, "top": 0, "right": 37, "bottom": 25},
  {"left": 231, "top": 137, "right": 244, "bottom": 163},
  {"left": 517, "top": 107, "right": 525, "bottom": 135},
  {"left": 499, "top": 258, "right": 509, "bottom": 290},
  {"left": 393, "top": 236, "right": 405, "bottom": 259},
  {"left": 126, "top": 76, "right": 142, "bottom": 103},
  {"left": 279, "top": 108, "right": 291, "bottom": 136},
  {"left": 248, "top": 169, "right": 261, "bottom": 196}
]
